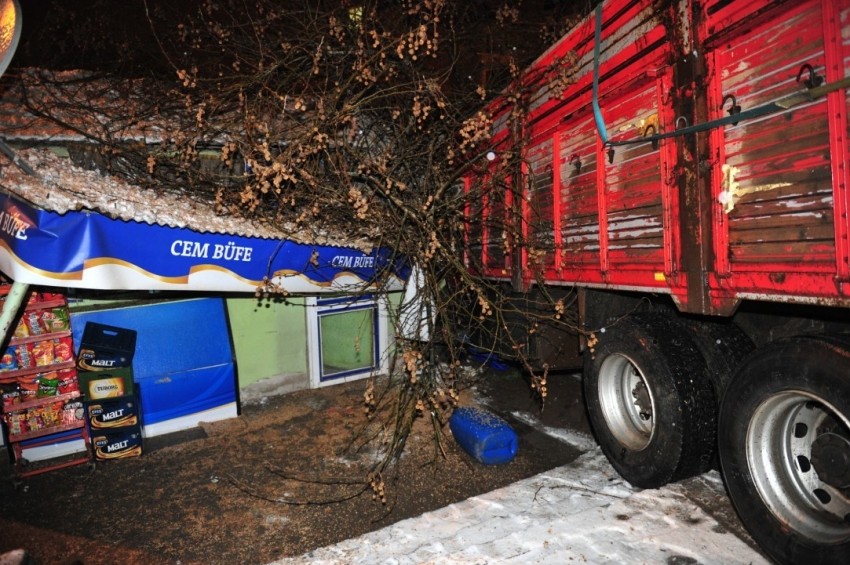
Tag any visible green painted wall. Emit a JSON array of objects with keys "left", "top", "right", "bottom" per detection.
[{"left": 226, "top": 296, "right": 308, "bottom": 389}]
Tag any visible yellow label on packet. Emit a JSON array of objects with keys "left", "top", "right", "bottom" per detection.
[{"left": 86, "top": 377, "right": 126, "bottom": 399}]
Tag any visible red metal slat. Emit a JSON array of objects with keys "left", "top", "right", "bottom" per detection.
[
  {"left": 707, "top": 47, "right": 732, "bottom": 277},
  {"left": 480, "top": 177, "right": 490, "bottom": 271},
  {"left": 602, "top": 78, "right": 665, "bottom": 272},
  {"left": 504, "top": 175, "right": 514, "bottom": 276},
  {"left": 526, "top": 138, "right": 557, "bottom": 271},
  {"left": 710, "top": 270, "right": 850, "bottom": 306},
  {"left": 823, "top": 0, "right": 850, "bottom": 283},
  {"left": 559, "top": 116, "right": 601, "bottom": 267},
  {"left": 659, "top": 71, "right": 678, "bottom": 278},
  {"left": 596, "top": 135, "right": 610, "bottom": 275},
  {"left": 553, "top": 131, "right": 563, "bottom": 272},
  {"left": 702, "top": 0, "right": 789, "bottom": 46}
]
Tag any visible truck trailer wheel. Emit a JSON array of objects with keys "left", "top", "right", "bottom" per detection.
[
  {"left": 718, "top": 337, "right": 850, "bottom": 564},
  {"left": 679, "top": 319, "right": 754, "bottom": 400},
  {"left": 583, "top": 313, "right": 716, "bottom": 488}
]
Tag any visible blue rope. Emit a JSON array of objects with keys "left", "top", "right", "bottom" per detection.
[{"left": 592, "top": 3, "right": 609, "bottom": 145}]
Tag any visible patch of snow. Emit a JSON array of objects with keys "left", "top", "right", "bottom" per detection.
[
  {"left": 270, "top": 450, "right": 768, "bottom": 565},
  {"left": 510, "top": 410, "right": 598, "bottom": 452}
]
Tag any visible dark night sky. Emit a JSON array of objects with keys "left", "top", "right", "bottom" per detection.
[
  {"left": 13, "top": 0, "right": 174, "bottom": 75},
  {"left": 10, "top": 0, "right": 588, "bottom": 77}
]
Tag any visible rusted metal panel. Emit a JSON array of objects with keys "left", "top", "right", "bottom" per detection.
[
  {"left": 466, "top": 0, "right": 850, "bottom": 311},
  {"left": 525, "top": 0, "right": 667, "bottom": 123},
  {"left": 514, "top": 0, "right": 672, "bottom": 289},
  {"left": 559, "top": 112, "right": 601, "bottom": 266},
  {"left": 526, "top": 137, "right": 556, "bottom": 270},
  {"left": 708, "top": 0, "right": 840, "bottom": 275},
  {"left": 602, "top": 78, "right": 665, "bottom": 269},
  {"left": 702, "top": 0, "right": 850, "bottom": 309}
]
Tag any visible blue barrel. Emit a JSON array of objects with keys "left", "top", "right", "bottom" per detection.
[{"left": 449, "top": 406, "right": 518, "bottom": 465}]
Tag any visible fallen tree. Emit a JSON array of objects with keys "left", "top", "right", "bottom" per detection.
[{"left": 8, "top": 0, "right": 589, "bottom": 499}]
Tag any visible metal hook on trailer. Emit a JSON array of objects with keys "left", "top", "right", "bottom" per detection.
[
  {"left": 569, "top": 153, "right": 582, "bottom": 174},
  {"left": 643, "top": 124, "right": 658, "bottom": 150},
  {"left": 722, "top": 94, "right": 741, "bottom": 125},
  {"left": 796, "top": 63, "right": 824, "bottom": 89}
]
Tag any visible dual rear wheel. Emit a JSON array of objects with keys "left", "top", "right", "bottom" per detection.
[
  {"left": 583, "top": 315, "right": 850, "bottom": 564},
  {"left": 718, "top": 337, "right": 850, "bottom": 564},
  {"left": 583, "top": 313, "right": 722, "bottom": 488}
]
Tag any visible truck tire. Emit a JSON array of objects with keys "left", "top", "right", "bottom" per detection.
[
  {"left": 583, "top": 313, "right": 716, "bottom": 488},
  {"left": 718, "top": 337, "right": 850, "bottom": 564},
  {"left": 679, "top": 319, "right": 754, "bottom": 400}
]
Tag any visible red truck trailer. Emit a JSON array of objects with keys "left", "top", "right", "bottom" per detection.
[{"left": 463, "top": 0, "right": 850, "bottom": 562}]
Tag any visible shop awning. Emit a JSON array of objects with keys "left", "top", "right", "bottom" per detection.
[
  {"left": 0, "top": 151, "right": 409, "bottom": 294},
  {"left": 0, "top": 191, "right": 407, "bottom": 293}
]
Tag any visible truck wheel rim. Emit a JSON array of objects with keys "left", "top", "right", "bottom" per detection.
[
  {"left": 747, "top": 391, "right": 850, "bottom": 544},
  {"left": 597, "top": 354, "right": 654, "bottom": 451}
]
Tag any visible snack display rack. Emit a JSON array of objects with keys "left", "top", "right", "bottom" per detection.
[{"left": 0, "top": 284, "right": 92, "bottom": 479}]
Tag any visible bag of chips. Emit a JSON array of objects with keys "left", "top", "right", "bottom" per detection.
[
  {"left": 52, "top": 337, "right": 74, "bottom": 364},
  {"left": 57, "top": 369, "right": 79, "bottom": 395},
  {"left": 1, "top": 382, "right": 20, "bottom": 408},
  {"left": 37, "top": 374, "right": 59, "bottom": 398},
  {"left": 32, "top": 341, "right": 55, "bottom": 367},
  {"left": 1, "top": 347, "right": 18, "bottom": 371}
]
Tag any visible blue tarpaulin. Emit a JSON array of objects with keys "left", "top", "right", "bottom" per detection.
[{"left": 71, "top": 298, "right": 238, "bottom": 436}]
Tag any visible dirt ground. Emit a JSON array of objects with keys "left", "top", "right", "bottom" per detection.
[{"left": 0, "top": 367, "right": 588, "bottom": 565}]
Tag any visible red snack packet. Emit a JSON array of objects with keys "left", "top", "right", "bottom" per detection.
[
  {"left": 1, "top": 382, "right": 20, "bottom": 408},
  {"left": 24, "top": 310, "right": 45, "bottom": 336},
  {"left": 17, "top": 376, "right": 39, "bottom": 400},
  {"left": 52, "top": 337, "right": 74, "bottom": 364},
  {"left": 57, "top": 369, "right": 79, "bottom": 395},
  {"left": 32, "top": 341, "right": 55, "bottom": 367}
]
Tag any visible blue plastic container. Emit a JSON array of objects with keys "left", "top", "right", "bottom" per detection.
[{"left": 449, "top": 406, "right": 518, "bottom": 465}]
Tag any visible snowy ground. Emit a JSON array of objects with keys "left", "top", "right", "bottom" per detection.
[{"left": 269, "top": 410, "right": 769, "bottom": 565}]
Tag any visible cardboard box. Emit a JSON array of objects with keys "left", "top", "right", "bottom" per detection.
[
  {"left": 91, "top": 428, "right": 143, "bottom": 460},
  {"left": 77, "top": 322, "right": 137, "bottom": 371},
  {"left": 79, "top": 368, "right": 135, "bottom": 400},
  {"left": 86, "top": 396, "right": 140, "bottom": 430}
]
